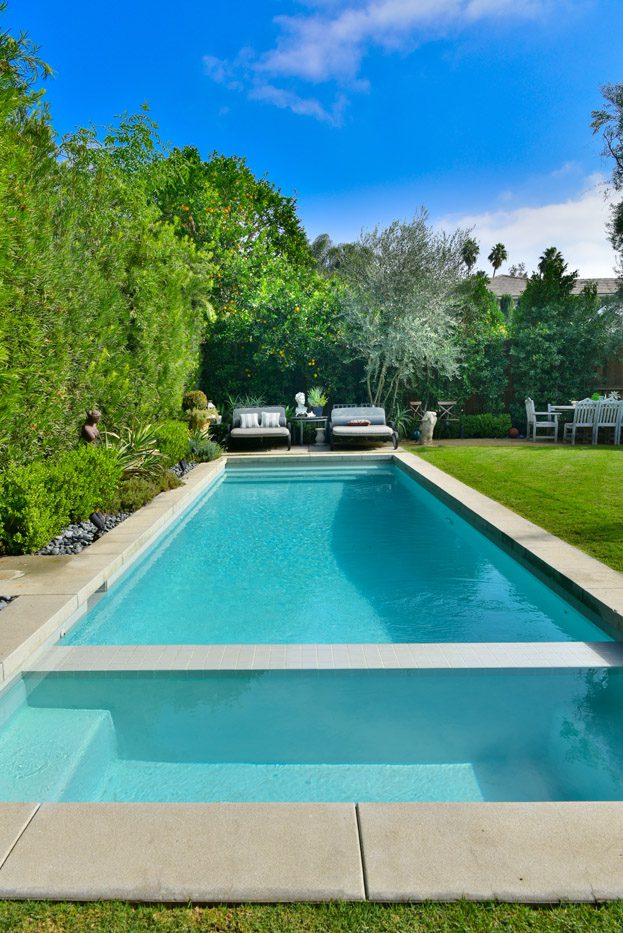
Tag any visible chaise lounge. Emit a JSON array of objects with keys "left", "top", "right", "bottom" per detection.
[
  {"left": 329, "top": 404, "right": 398, "bottom": 450},
  {"left": 228, "top": 406, "right": 291, "bottom": 450}
]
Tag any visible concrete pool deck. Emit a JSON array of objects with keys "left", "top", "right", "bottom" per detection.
[
  {"left": 1, "top": 448, "right": 623, "bottom": 902},
  {"left": 0, "top": 802, "right": 622, "bottom": 902}
]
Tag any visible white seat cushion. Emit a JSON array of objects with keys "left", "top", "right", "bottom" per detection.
[{"left": 331, "top": 424, "right": 393, "bottom": 436}]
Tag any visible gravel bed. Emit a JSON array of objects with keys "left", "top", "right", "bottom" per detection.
[{"left": 35, "top": 512, "right": 131, "bottom": 556}]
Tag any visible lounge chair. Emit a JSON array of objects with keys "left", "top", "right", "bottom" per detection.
[
  {"left": 329, "top": 405, "right": 398, "bottom": 450},
  {"left": 228, "top": 406, "right": 291, "bottom": 450}
]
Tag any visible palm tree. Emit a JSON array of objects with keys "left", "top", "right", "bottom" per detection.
[
  {"left": 461, "top": 237, "right": 479, "bottom": 274},
  {"left": 488, "top": 243, "right": 508, "bottom": 277}
]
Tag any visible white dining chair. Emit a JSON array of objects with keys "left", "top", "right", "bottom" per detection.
[
  {"left": 593, "top": 399, "right": 622, "bottom": 445},
  {"left": 563, "top": 399, "right": 596, "bottom": 445}
]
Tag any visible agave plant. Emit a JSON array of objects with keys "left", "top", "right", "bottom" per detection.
[
  {"left": 390, "top": 407, "right": 416, "bottom": 439},
  {"left": 103, "top": 424, "right": 164, "bottom": 478}
]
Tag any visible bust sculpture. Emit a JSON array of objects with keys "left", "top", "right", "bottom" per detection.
[
  {"left": 81, "top": 409, "right": 102, "bottom": 444},
  {"left": 295, "top": 392, "right": 307, "bottom": 417}
]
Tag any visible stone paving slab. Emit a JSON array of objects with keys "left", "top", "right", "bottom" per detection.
[
  {"left": 0, "top": 805, "right": 38, "bottom": 870},
  {"left": 0, "top": 595, "right": 79, "bottom": 682},
  {"left": 29, "top": 640, "right": 623, "bottom": 672},
  {"left": 358, "top": 802, "right": 623, "bottom": 902},
  {"left": 0, "top": 803, "right": 365, "bottom": 902}
]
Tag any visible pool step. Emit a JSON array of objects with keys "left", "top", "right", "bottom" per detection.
[
  {"left": 0, "top": 706, "right": 114, "bottom": 802},
  {"left": 89, "top": 761, "right": 484, "bottom": 803}
]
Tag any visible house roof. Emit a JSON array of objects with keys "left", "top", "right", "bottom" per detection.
[{"left": 487, "top": 274, "right": 620, "bottom": 300}]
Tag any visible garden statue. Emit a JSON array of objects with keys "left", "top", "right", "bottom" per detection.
[
  {"left": 81, "top": 409, "right": 101, "bottom": 444},
  {"left": 419, "top": 410, "right": 437, "bottom": 445},
  {"left": 295, "top": 392, "right": 307, "bottom": 417}
]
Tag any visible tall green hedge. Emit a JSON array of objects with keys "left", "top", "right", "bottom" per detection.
[
  {"left": 0, "top": 446, "right": 122, "bottom": 554},
  {"left": 0, "top": 31, "right": 213, "bottom": 467}
]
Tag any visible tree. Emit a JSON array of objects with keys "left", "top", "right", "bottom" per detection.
[
  {"left": 455, "top": 273, "right": 508, "bottom": 411},
  {"left": 508, "top": 263, "right": 527, "bottom": 278},
  {"left": 488, "top": 243, "right": 508, "bottom": 277},
  {"left": 592, "top": 84, "right": 623, "bottom": 274},
  {"left": 511, "top": 247, "right": 612, "bottom": 409},
  {"left": 336, "top": 212, "right": 466, "bottom": 412},
  {"left": 461, "top": 237, "right": 480, "bottom": 274}
]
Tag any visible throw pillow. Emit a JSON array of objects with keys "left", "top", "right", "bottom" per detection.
[
  {"left": 240, "top": 412, "right": 260, "bottom": 429},
  {"left": 347, "top": 419, "right": 371, "bottom": 426},
  {"left": 261, "top": 411, "right": 281, "bottom": 428}
]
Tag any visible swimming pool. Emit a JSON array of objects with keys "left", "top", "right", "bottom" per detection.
[
  {"left": 0, "top": 668, "right": 622, "bottom": 802},
  {"left": 65, "top": 462, "right": 609, "bottom": 645}
]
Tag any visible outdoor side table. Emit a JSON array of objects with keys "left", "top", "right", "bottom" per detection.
[{"left": 289, "top": 416, "right": 328, "bottom": 446}]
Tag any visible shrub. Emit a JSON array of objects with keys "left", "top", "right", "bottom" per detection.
[
  {"left": 114, "top": 470, "right": 182, "bottom": 512},
  {"left": 460, "top": 413, "right": 512, "bottom": 438},
  {"left": 0, "top": 446, "right": 122, "bottom": 554},
  {"left": 184, "top": 408, "right": 210, "bottom": 431},
  {"left": 154, "top": 420, "right": 189, "bottom": 467},
  {"left": 189, "top": 432, "right": 224, "bottom": 462},
  {"left": 182, "top": 390, "right": 208, "bottom": 411}
]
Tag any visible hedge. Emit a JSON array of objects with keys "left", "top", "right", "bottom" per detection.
[
  {"left": 0, "top": 446, "right": 122, "bottom": 554},
  {"left": 153, "top": 420, "right": 190, "bottom": 468},
  {"left": 460, "top": 413, "right": 512, "bottom": 438}
]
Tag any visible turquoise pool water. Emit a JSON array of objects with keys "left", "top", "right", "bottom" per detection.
[
  {"left": 65, "top": 462, "right": 609, "bottom": 645},
  {"left": 0, "top": 668, "right": 622, "bottom": 802}
]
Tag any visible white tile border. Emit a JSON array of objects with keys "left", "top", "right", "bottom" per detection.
[{"left": 25, "top": 640, "right": 623, "bottom": 672}]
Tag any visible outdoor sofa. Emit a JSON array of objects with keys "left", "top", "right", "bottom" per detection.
[
  {"left": 228, "top": 406, "right": 291, "bottom": 450},
  {"left": 329, "top": 404, "right": 398, "bottom": 450}
]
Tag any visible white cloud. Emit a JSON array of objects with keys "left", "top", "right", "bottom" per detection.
[
  {"left": 204, "top": 0, "right": 564, "bottom": 121},
  {"left": 249, "top": 84, "right": 348, "bottom": 125},
  {"left": 441, "top": 176, "right": 618, "bottom": 277}
]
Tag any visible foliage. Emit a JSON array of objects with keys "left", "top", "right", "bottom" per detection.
[
  {"left": 461, "top": 236, "right": 479, "bottom": 274},
  {"left": 0, "top": 18, "right": 213, "bottom": 466},
  {"left": 184, "top": 408, "right": 211, "bottom": 431},
  {"left": 103, "top": 424, "right": 164, "bottom": 479},
  {"left": 510, "top": 248, "right": 612, "bottom": 413},
  {"left": 454, "top": 273, "right": 508, "bottom": 411},
  {"left": 488, "top": 242, "right": 508, "bottom": 277},
  {"left": 189, "top": 430, "right": 224, "bottom": 462},
  {"left": 202, "top": 253, "right": 359, "bottom": 404},
  {"left": 114, "top": 471, "right": 181, "bottom": 513},
  {"left": 307, "top": 386, "right": 328, "bottom": 408},
  {"left": 592, "top": 83, "right": 623, "bottom": 274},
  {"left": 412, "top": 445, "right": 623, "bottom": 573},
  {"left": 153, "top": 420, "right": 189, "bottom": 467},
  {"left": 391, "top": 406, "right": 416, "bottom": 438},
  {"left": 0, "top": 446, "right": 121, "bottom": 554},
  {"left": 460, "top": 413, "right": 512, "bottom": 438},
  {"left": 182, "top": 390, "right": 208, "bottom": 411},
  {"left": 337, "top": 212, "right": 466, "bottom": 411}
]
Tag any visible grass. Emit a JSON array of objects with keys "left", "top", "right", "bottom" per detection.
[
  {"left": 405, "top": 445, "right": 623, "bottom": 572},
  {"left": 2, "top": 901, "right": 623, "bottom": 932}
]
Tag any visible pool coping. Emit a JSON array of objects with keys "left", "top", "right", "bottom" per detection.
[{"left": 0, "top": 801, "right": 622, "bottom": 902}]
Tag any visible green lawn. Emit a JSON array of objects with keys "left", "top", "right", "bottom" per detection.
[
  {"left": 405, "top": 445, "right": 623, "bottom": 573},
  {"left": 2, "top": 901, "right": 623, "bottom": 932}
]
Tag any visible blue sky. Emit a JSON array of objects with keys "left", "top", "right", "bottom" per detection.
[{"left": 9, "top": 1, "right": 623, "bottom": 275}]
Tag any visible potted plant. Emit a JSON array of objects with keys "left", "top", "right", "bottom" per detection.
[{"left": 307, "top": 386, "right": 328, "bottom": 416}]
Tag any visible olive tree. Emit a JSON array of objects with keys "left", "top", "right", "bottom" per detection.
[{"left": 337, "top": 212, "right": 467, "bottom": 412}]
